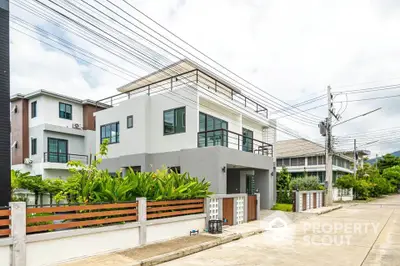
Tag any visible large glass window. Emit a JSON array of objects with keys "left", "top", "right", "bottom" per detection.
[
  {"left": 282, "top": 158, "right": 290, "bottom": 166},
  {"left": 31, "top": 138, "right": 37, "bottom": 155},
  {"left": 307, "top": 156, "right": 318, "bottom": 165},
  {"left": 291, "top": 157, "right": 305, "bottom": 166},
  {"left": 100, "top": 122, "right": 120, "bottom": 144},
  {"left": 59, "top": 102, "right": 72, "bottom": 120},
  {"left": 318, "top": 156, "right": 326, "bottom": 165},
  {"left": 242, "top": 128, "right": 253, "bottom": 152},
  {"left": 47, "top": 138, "right": 68, "bottom": 163},
  {"left": 163, "top": 107, "right": 186, "bottom": 135},
  {"left": 198, "top": 112, "right": 228, "bottom": 147},
  {"left": 31, "top": 101, "right": 37, "bottom": 118},
  {"left": 277, "top": 159, "right": 283, "bottom": 167}
]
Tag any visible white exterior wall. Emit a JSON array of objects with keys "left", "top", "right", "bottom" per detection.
[
  {"left": 95, "top": 84, "right": 272, "bottom": 156},
  {"left": 26, "top": 227, "right": 140, "bottom": 266},
  {"left": 146, "top": 217, "right": 205, "bottom": 244},
  {"left": 29, "top": 95, "right": 83, "bottom": 129},
  {"left": 0, "top": 244, "right": 11, "bottom": 266}
]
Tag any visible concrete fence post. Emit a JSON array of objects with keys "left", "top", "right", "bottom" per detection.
[
  {"left": 10, "top": 202, "right": 26, "bottom": 266},
  {"left": 296, "top": 191, "right": 300, "bottom": 212},
  {"left": 255, "top": 193, "right": 261, "bottom": 220},
  {"left": 137, "top": 198, "right": 147, "bottom": 246},
  {"left": 233, "top": 197, "right": 237, "bottom": 225},
  {"left": 218, "top": 198, "right": 223, "bottom": 221},
  {"left": 204, "top": 198, "right": 210, "bottom": 229}
]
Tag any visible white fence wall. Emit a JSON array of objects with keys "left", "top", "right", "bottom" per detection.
[
  {"left": 0, "top": 239, "right": 11, "bottom": 266},
  {"left": 295, "top": 190, "right": 325, "bottom": 212},
  {"left": 333, "top": 187, "right": 353, "bottom": 202}
]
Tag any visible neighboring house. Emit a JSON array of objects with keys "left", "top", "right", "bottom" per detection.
[
  {"left": 95, "top": 59, "right": 277, "bottom": 209},
  {"left": 10, "top": 90, "right": 108, "bottom": 179},
  {"left": 275, "top": 139, "right": 354, "bottom": 183},
  {"left": 342, "top": 149, "right": 370, "bottom": 169}
]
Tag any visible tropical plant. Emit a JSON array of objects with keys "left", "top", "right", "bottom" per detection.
[
  {"left": 43, "top": 178, "right": 65, "bottom": 206},
  {"left": 14, "top": 171, "right": 44, "bottom": 206}
]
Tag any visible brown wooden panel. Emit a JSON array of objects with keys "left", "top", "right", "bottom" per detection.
[
  {"left": 0, "top": 210, "right": 10, "bottom": 216},
  {"left": 0, "top": 219, "right": 10, "bottom": 226},
  {"left": 27, "top": 202, "right": 137, "bottom": 214},
  {"left": 223, "top": 198, "right": 234, "bottom": 226},
  {"left": 302, "top": 193, "right": 307, "bottom": 211},
  {"left": 313, "top": 193, "right": 317, "bottom": 209},
  {"left": 147, "top": 199, "right": 204, "bottom": 207},
  {"left": 26, "top": 216, "right": 137, "bottom": 233},
  {"left": 248, "top": 195, "right": 257, "bottom": 221},
  {"left": 0, "top": 229, "right": 10, "bottom": 236},
  {"left": 146, "top": 208, "right": 204, "bottom": 219},
  {"left": 11, "top": 99, "right": 29, "bottom": 165},
  {"left": 27, "top": 209, "right": 137, "bottom": 223},
  {"left": 147, "top": 203, "right": 204, "bottom": 213},
  {"left": 292, "top": 192, "right": 296, "bottom": 212}
]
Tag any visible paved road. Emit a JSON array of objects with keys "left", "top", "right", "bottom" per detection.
[{"left": 162, "top": 195, "right": 400, "bottom": 266}]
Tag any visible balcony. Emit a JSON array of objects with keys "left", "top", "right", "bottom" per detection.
[
  {"left": 44, "top": 152, "right": 88, "bottom": 164},
  {"left": 197, "top": 129, "right": 273, "bottom": 157}
]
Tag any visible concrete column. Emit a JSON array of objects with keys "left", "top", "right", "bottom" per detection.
[
  {"left": 255, "top": 193, "right": 261, "bottom": 220},
  {"left": 137, "top": 197, "right": 147, "bottom": 245},
  {"left": 295, "top": 191, "right": 300, "bottom": 212},
  {"left": 233, "top": 197, "right": 237, "bottom": 225},
  {"left": 10, "top": 202, "right": 26, "bottom": 266},
  {"left": 218, "top": 198, "right": 223, "bottom": 221}
]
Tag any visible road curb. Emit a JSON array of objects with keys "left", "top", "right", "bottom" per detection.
[
  {"left": 317, "top": 205, "right": 342, "bottom": 215},
  {"left": 132, "top": 229, "right": 265, "bottom": 266}
]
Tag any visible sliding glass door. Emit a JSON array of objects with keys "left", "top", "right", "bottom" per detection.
[{"left": 48, "top": 138, "right": 68, "bottom": 163}]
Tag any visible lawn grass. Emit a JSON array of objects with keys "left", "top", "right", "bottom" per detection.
[{"left": 271, "top": 203, "right": 293, "bottom": 212}]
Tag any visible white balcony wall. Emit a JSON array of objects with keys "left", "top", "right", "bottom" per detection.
[
  {"left": 95, "top": 95, "right": 149, "bottom": 158},
  {"left": 29, "top": 95, "right": 83, "bottom": 129},
  {"left": 242, "top": 117, "right": 263, "bottom": 144}
]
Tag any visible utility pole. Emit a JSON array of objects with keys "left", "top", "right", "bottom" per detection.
[
  {"left": 0, "top": 0, "right": 10, "bottom": 206},
  {"left": 353, "top": 139, "right": 357, "bottom": 178},
  {"left": 325, "top": 86, "right": 333, "bottom": 206}
]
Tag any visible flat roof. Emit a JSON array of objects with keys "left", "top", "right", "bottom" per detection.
[{"left": 10, "top": 89, "right": 109, "bottom": 108}]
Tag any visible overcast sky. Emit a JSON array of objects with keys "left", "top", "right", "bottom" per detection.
[{"left": 10, "top": 0, "right": 400, "bottom": 157}]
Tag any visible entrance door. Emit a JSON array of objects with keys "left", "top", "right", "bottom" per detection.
[
  {"left": 223, "top": 198, "right": 234, "bottom": 226},
  {"left": 246, "top": 175, "right": 255, "bottom": 195},
  {"left": 48, "top": 138, "right": 68, "bottom": 163}
]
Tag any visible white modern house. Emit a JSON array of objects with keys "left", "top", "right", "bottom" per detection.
[
  {"left": 10, "top": 90, "right": 108, "bottom": 179},
  {"left": 275, "top": 139, "right": 354, "bottom": 183},
  {"left": 95, "top": 59, "right": 277, "bottom": 209}
]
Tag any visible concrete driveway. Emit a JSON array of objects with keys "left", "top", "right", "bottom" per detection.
[{"left": 162, "top": 195, "right": 400, "bottom": 266}]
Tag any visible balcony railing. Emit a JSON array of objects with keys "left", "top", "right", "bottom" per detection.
[
  {"left": 197, "top": 129, "right": 273, "bottom": 157},
  {"left": 44, "top": 152, "right": 88, "bottom": 164}
]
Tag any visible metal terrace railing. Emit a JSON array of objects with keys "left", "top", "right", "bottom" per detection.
[
  {"left": 44, "top": 152, "right": 88, "bottom": 164},
  {"left": 197, "top": 128, "right": 273, "bottom": 157},
  {"left": 96, "top": 69, "right": 269, "bottom": 119}
]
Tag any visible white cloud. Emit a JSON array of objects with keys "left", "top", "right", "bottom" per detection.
[{"left": 10, "top": 0, "right": 400, "bottom": 155}]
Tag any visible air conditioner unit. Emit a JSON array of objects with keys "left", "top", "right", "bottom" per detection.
[
  {"left": 24, "top": 158, "right": 33, "bottom": 165},
  {"left": 72, "top": 123, "right": 82, "bottom": 129}
]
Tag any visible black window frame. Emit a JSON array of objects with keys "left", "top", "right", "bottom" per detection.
[
  {"left": 31, "top": 101, "right": 37, "bottom": 118},
  {"left": 163, "top": 107, "right": 186, "bottom": 135},
  {"left": 100, "top": 122, "right": 120, "bottom": 144},
  {"left": 59, "top": 102, "right": 72, "bottom": 120},
  {"left": 31, "top": 138, "right": 37, "bottom": 155},
  {"left": 47, "top": 137, "right": 68, "bottom": 163},
  {"left": 127, "top": 115, "right": 133, "bottom": 129},
  {"left": 242, "top": 127, "right": 254, "bottom": 152}
]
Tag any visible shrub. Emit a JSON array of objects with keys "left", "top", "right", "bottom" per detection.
[
  {"left": 290, "top": 176, "right": 322, "bottom": 191},
  {"left": 353, "top": 179, "right": 371, "bottom": 200},
  {"left": 277, "top": 167, "right": 292, "bottom": 204},
  {"left": 368, "top": 176, "right": 394, "bottom": 197},
  {"left": 271, "top": 203, "right": 292, "bottom": 212},
  {"left": 335, "top": 174, "right": 356, "bottom": 189},
  {"left": 382, "top": 166, "right": 400, "bottom": 188}
]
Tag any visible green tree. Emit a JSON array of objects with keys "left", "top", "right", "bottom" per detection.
[
  {"left": 277, "top": 167, "right": 292, "bottom": 204},
  {"left": 377, "top": 154, "right": 400, "bottom": 173},
  {"left": 17, "top": 174, "right": 44, "bottom": 206},
  {"left": 382, "top": 165, "right": 400, "bottom": 189},
  {"left": 290, "top": 176, "right": 323, "bottom": 191}
]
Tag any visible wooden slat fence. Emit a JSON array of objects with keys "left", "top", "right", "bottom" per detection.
[
  {"left": 147, "top": 199, "right": 204, "bottom": 220},
  {"left": 26, "top": 202, "right": 137, "bottom": 234},
  {"left": 0, "top": 208, "right": 10, "bottom": 237}
]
